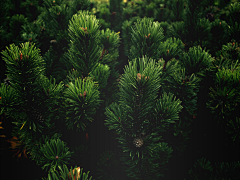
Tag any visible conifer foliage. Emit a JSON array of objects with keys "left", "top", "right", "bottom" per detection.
[
  {"left": 128, "top": 17, "right": 165, "bottom": 62},
  {"left": 66, "top": 10, "right": 102, "bottom": 78},
  {"left": 42, "top": 164, "right": 93, "bottom": 180},
  {"left": 105, "top": 56, "right": 183, "bottom": 179},
  {"left": 63, "top": 77, "right": 101, "bottom": 132},
  {"left": 1, "top": 0, "right": 240, "bottom": 179}
]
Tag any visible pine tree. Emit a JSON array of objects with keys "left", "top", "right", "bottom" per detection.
[
  {"left": 0, "top": 41, "right": 102, "bottom": 176},
  {"left": 0, "top": 42, "right": 64, "bottom": 160},
  {"left": 128, "top": 17, "right": 165, "bottom": 62},
  {"left": 105, "top": 55, "right": 183, "bottom": 179}
]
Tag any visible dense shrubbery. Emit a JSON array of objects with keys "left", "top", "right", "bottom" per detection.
[{"left": 0, "top": 0, "right": 239, "bottom": 179}]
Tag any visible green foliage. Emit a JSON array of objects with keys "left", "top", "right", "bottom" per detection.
[
  {"left": 211, "top": 41, "right": 240, "bottom": 76},
  {"left": 1, "top": 0, "right": 240, "bottom": 179},
  {"left": 145, "top": 2, "right": 157, "bottom": 18},
  {"left": 171, "top": 118, "right": 191, "bottom": 154},
  {"left": 179, "top": 46, "right": 214, "bottom": 79},
  {"left": 156, "top": 62, "right": 200, "bottom": 154},
  {"left": 154, "top": 3, "right": 172, "bottom": 23},
  {"left": 98, "top": 18, "right": 111, "bottom": 30},
  {"left": 161, "top": 65, "right": 200, "bottom": 115},
  {"left": 228, "top": 21, "right": 240, "bottom": 43},
  {"left": 165, "top": 37, "right": 185, "bottom": 58},
  {"left": 128, "top": 17, "right": 165, "bottom": 61},
  {"left": 0, "top": 42, "right": 67, "bottom": 169},
  {"left": 188, "top": 157, "right": 213, "bottom": 180},
  {"left": 153, "top": 92, "right": 183, "bottom": 129},
  {"left": 97, "top": 3, "right": 111, "bottom": 22},
  {"left": 9, "top": 14, "right": 29, "bottom": 44},
  {"left": 158, "top": 37, "right": 184, "bottom": 66},
  {"left": 168, "top": 0, "right": 185, "bottom": 22},
  {"left": 226, "top": 117, "right": 240, "bottom": 144},
  {"left": 21, "top": 19, "right": 45, "bottom": 49},
  {"left": 0, "top": 83, "right": 17, "bottom": 115},
  {"left": 89, "top": 63, "right": 110, "bottom": 92},
  {"left": 96, "top": 150, "right": 118, "bottom": 180},
  {"left": 0, "top": 42, "right": 64, "bottom": 137},
  {"left": 1, "top": 42, "right": 45, "bottom": 121},
  {"left": 121, "top": 16, "right": 141, "bottom": 57},
  {"left": 37, "top": 0, "right": 72, "bottom": 41},
  {"left": 105, "top": 56, "right": 183, "bottom": 179},
  {"left": 219, "top": 41, "right": 240, "bottom": 62},
  {"left": 63, "top": 77, "right": 101, "bottom": 132},
  {"left": 99, "top": 28, "right": 121, "bottom": 66},
  {"left": 31, "top": 0, "right": 95, "bottom": 83},
  {"left": 67, "top": 10, "right": 102, "bottom": 78},
  {"left": 42, "top": 164, "right": 94, "bottom": 180},
  {"left": 99, "top": 28, "right": 121, "bottom": 54},
  {"left": 195, "top": 18, "right": 212, "bottom": 43},
  {"left": 181, "top": 0, "right": 206, "bottom": 48},
  {"left": 207, "top": 67, "right": 240, "bottom": 121},
  {"left": 20, "top": 0, "right": 41, "bottom": 22},
  {"left": 68, "top": 0, "right": 95, "bottom": 14},
  {"left": 109, "top": 0, "right": 122, "bottom": 14},
  {"left": 141, "top": 141, "right": 173, "bottom": 179},
  {"left": 122, "top": 6, "right": 135, "bottom": 21},
  {"left": 36, "top": 137, "right": 73, "bottom": 172},
  {"left": 228, "top": 2, "right": 240, "bottom": 27},
  {"left": 189, "top": 158, "right": 240, "bottom": 180},
  {"left": 209, "top": 19, "right": 231, "bottom": 55},
  {"left": 167, "top": 21, "right": 185, "bottom": 42},
  {"left": 213, "top": 161, "right": 240, "bottom": 180}
]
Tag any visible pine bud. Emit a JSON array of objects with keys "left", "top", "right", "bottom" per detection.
[
  {"left": 20, "top": 52, "right": 23, "bottom": 60},
  {"left": 68, "top": 167, "right": 80, "bottom": 180},
  {"left": 133, "top": 137, "right": 143, "bottom": 148},
  {"left": 56, "top": 156, "right": 59, "bottom": 159},
  {"left": 50, "top": 40, "right": 57, "bottom": 44},
  {"left": 137, "top": 73, "right": 141, "bottom": 81}
]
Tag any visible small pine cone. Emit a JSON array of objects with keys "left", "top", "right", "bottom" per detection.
[
  {"left": 205, "top": 13, "right": 214, "bottom": 22},
  {"left": 4, "top": 77, "right": 11, "bottom": 86},
  {"left": 30, "top": 109, "right": 44, "bottom": 123},
  {"left": 133, "top": 137, "right": 143, "bottom": 148}
]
